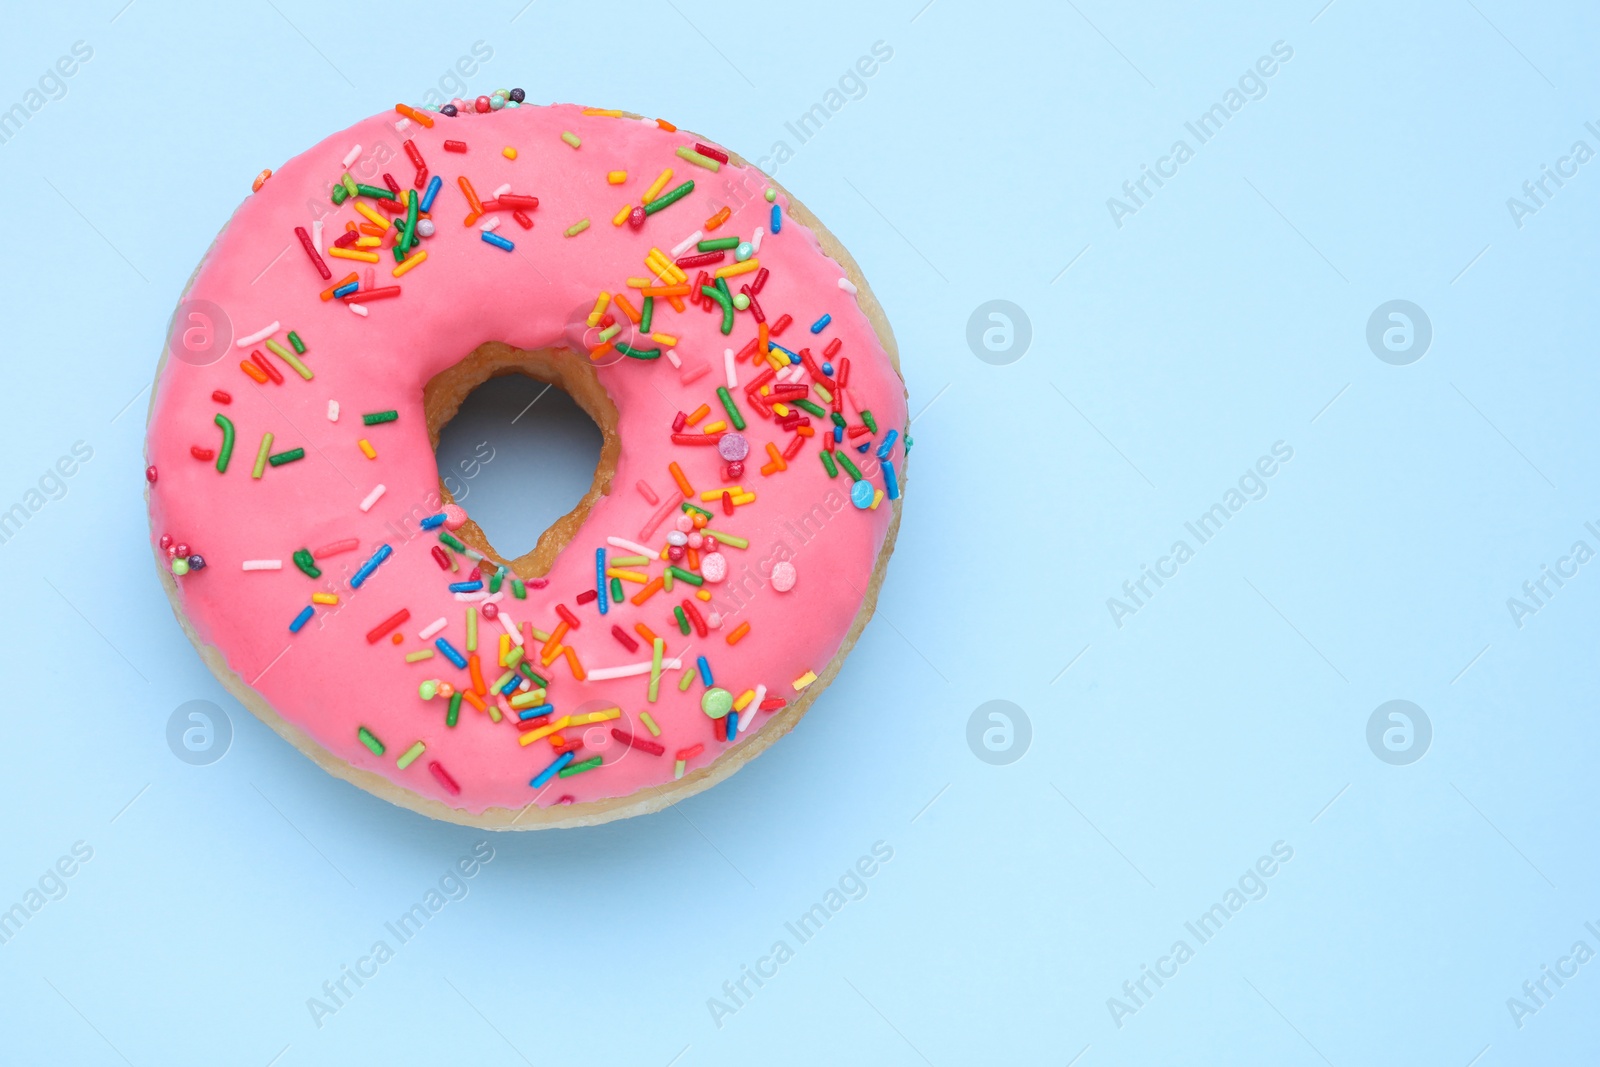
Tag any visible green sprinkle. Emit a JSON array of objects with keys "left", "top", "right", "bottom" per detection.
[
  {"left": 820, "top": 450, "right": 838, "bottom": 478},
  {"left": 675, "top": 145, "right": 721, "bottom": 171},
  {"left": 512, "top": 578, "right": 526, "bottom": 599},
  {"left": 610, "top": 577, "right": 624, "bottom": 603},
  {"left": 830, "top": 411, "right": 847, "bottom": 429},
  {"left": 836, "top": 452, "right": 863, "bottom": 480},
  {"left": 597, "top": 323, "right": 621, "bottom": 343},
  {"left": 340, "top": 173, "right": 359, "bottom": 197},
  {"left": 715, "top": 386, "right": 746, "bottom": 430},
  {"left": 505, "top": 646, "right": 525, "bottom": 670},
  {"left": 492, "top": 669, "right": 516, "bottom": 691},
  {"left": 331, "top": 184, "right": 349, "bottom": 205},
  {"left": 765, "top": 187, "right": 777, "bottom": 202},
  {"left": 519, "top": 665, "right": 548, "bottom": 689},
  {"left": 251, "top": 431, "right": 274, "bottom": 479},
  {"left": 268, "top": 448, "right": 305, "bottom": 467},
  {"left": 565, "top": 218, "right": 591, "bottom": 237},
  {"left": 396, "top": 741, "right": 425, "bottom": 769},
  {"left": 466, "top": 607, "right": 477, "bottom": 652},
  {"left": 447, "top": 691, "right": 462, "bottom": 728},
  {"left": 362, "top": 410, "right": 398, "bottom": 425},
  {"left": 265, "top": 339, "right": 312, "bottom": 380},
  {"left": 213, "top": 414, "right": 234, "bottom": 473},
  {"left": 355, "top": 183, "right": 394, "bottom": 200},
  {"left": 663, "top": 568, "right": 673, "bottom": 593},
  {"left": 561, "top": 131, "right": 581, "bottom": 148},
  {"left": 701, "top": 528, "right": 747, "bottom": 549},
  {"left": 489, "top": 570, "right": 504, "bottom": 593},
  {"left": 287, "top": 330, "right": 306, "bottom": 354},
  {"left": 682, "top": 502, "right": 713, "bottom": 519},
  {"left": 796, "top": 398, "right": 827, "bottom": 419},
  {"left": 404, "top": 649, "right": 435, "bottom": 663},
  {"left": 679, "top": 667, "right": 697, "bottom": 691},
  {"left": 861, "top": 410, "right": 877, "bottom": 433},
  {"left": 698, "top": 237, "right": 740, "bottom": 252},
  {"left": 558, "top": 755, "right": 603, "bottom": 778},
  {"left": 668, "top": 566, "right": 705, "bottom": 587},
  {"left": 701, "top": 282, "right": 734, "bottom": 335},
  {"left": 292, "top": 548, "right": 321, "bottom": 579},
  {"left": 357, "top": 726, "right": 385, "bottom": 755},
  {"left": 640, "top": 711, "right": 661, "bottom": 736},
  {"left": 674, "top": 605, "right": 690, "bottom": 634},
  {"left": 439, "top": 531, "right": 466, "bottom": 552},
  {"left": 642, "top": 178, "right": 694, "bottom": 215},
  {"left": 615, "top": 341, "right": 661, "bottom": 360},
  {"left": 640, "top": 296, "right": 654, "bottom": 333},
  {"left": 611, "top": 555, "right": 650, "bottom": 566}
]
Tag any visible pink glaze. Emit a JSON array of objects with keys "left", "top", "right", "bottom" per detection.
[{"left": 146, "top": 103, "right": 906, "bottom": 816}]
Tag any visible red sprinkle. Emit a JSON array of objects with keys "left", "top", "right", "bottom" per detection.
[
  {"left": 366, "top": 609, "right": 410, "bottom": 643},
  {"left": 722, "top": 490, "right": 734, "bottom": 516},
  {"left": 403, "top": 139, "right": 427, "bottom": 186},
  {"left": 675, "top": 744, "right": 705, "bottom": 760},
  {"left": 759, "top": 697, "right": 786, "bottom": 712},
  {"left": 693, "top": 142, "right": 730, "bottom": 164},
  {"left": 750, "top": 267, "right": 769, "bottom": 294},
  {"left": 190, "top": 446, "right": 214, "bottom": 461},
  {"left": 312, "top": 538, "right": 360, "bottom": 558},
  {"left": 770, "top": 313, "right": 792, "bottom": 336},
  {"left": 381, "top": 173, "right": 401, "bottom": 197},
  {"left": 555, "top": 603, "right": 581, "bottom": 629},
  {"left": 499, "top": 193, "right": 539, "bottom": 210},
  {"left": 575, "top": 589, "right": 598, "bottom": 605},
  {"left": 442, "top": 140, "right": 468, "bottom": 153},
  {"left": 428, "top": 760, "right": 461, "bottom": 796},
  {"left": 611, "top": 625, "right": 639, "bottom": 652},
  {"left": 252, "top": 350, "right": 284, "bottom": 385},
  {"left": 682, "top": 599, "right": 707, "bottom": 638},
  {"left": 611, "top": 727, "right": 665, "bottom": 756},
  {"left": 783, "top": 433, "right": 806, "bottom": 460},
  {"left": 294, "top": 226, "right": 332, "bottom": 280},
  {"left": 343, "top": 287, "right": 402, "bottom": 303},
  {"left": 431, "top": 545, "right": 450, "bottom": 570},
  {"left": 145, "top": 465, "right": 158, "bottom": 483},
  {"left": 714, "top": 716, "right": 727, "bottom": 742},
  {"left": 672, "top": 433, "right": 723, "bottom": 445},
  {"left": 512, "top": 210, "right": 534, "bottom": 229},
  {"left": 675, "top": 251, "right": 725, "bottom": 269},
  {"left": 672, "top": 412, "right": 687, "bottom": 432},
  {"left": 211, "top": 390, "right": 232, "bottom": 404},
  {"left": 552, "top": 739, "right": 585, "bottom": 759}
]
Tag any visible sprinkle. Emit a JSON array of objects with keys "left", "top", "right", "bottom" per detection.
[
  {"left": 419, "top": 617, "right": 448, "bottom": 640},
  {"left": 264, "top": 339, "right": 313, "bottom": 380},
  {"left": 350, "top": 543, "right": 394, "bottom": 588},
  {"left": 292, "top": 548, "right": 321, "bottom": 579},
  {"left": 329, "top": 246, "right": 381, "bottom": 263},
  {"left": 559, "top": 755, "right": 603, "bottom": 778},
  {"left": 715, "top": 386, "right": 747, "bottom": 430},
  {"left": 724, "top": 347, "right": 738, "bottom": 389},
  {"left": 643, "top": 168, "right": 674, "bottom": 202},
  {"left": 611, "top": 728, "right": 665, "bottom": 756},
  {"left": 531, "top": 752, "right": 575, "bottom": 788},
  {"left": 884, "top": 460, "right": 901, "bottom": 500},
  {"left": 676, "top": 146, "right": 721, "bottom": 171},
  {"left": 810, "top": 314, "right": 832, "bottom": 334},
  {"left": 640, "top": 711, "right": 661, "bottom": 737},
  {"left": 838, "top": 276, "right": 858, "bottom": 294},
  {"left": 701, "top": 528, "right": 747, "bottom": 549},
  {"left": 697, "top": 655, "right": 713, "bottom": 686},
  {"left": 396, "top": 741, "right": 426, "bottom": 769},
  {"left": 366, "top": 609, "right": 410, "bottom": 643},
  {"left": 429, "top": 761, "right": 461, "bottom": 795},
  {"left": 420, "top": 174, "right": 443, "bottom": 212},
  {"left": 502, "top": 146, "right": 518, "bottom": 159},
  {"left": 249, "top": 432, "right": 275, "bottom": 479},
  {"left": 751, "top": 227, "right": 764, "bottom": 253},
  {"left": 608, "top": 170, "right": 628, "bottom": 184},
  {"left": 596, "top": 547, "right": 609, "bottom": 615},
  {"left": 560, "top": 131, "right": 581, "bottom": 148},
  {"left": 481, "top": 231, "right": 515, "bottom": 251},
  {"left": 726, "top": 621, "right": 751, "bottom": 645},
  {"left": 312, "top": 593, "right": 339, "bottom": 605},
  {"left": 671, "top": 230, "right": 704, "bottom": 256},
  {"left": 313, "top": 539, "right": 360, "bottom": 558},
  {"left": 287, "top": 331, "right": 306, "bottom": 354},
  {"left": 607, "top": 536, "right": 657, "bottom": 558},
  {"left": 394, "top": 103, "right": 434, "bottom": 128},
  {"left": 792, "top": 670, "right": 817, "bottom": 691},
  {"left": 392, "top": 250, "right": 428, "bottom": 277},
  {"left": 643, "top": 179, "right": 694, "bottom": 215},
  {"left": 564, "top": 218, "right": 590, "bottom": 237},
  {"left": 877, "top": 428, "right": 899, "bottom": 460},
  {"left": 268, "top": 448, "right": 305, "bottom": 467},
  {"left": 327, "top": 400, "right": 340, "bottom": 421},
  {"left": 404, "top": 649, "right": 435, "bottom": 664},
  {"left": 359, "top": 484, "right": 387, "bottom": 512},
  {"left": 362, "top": 410, "right": 399, "bottom": 425},
  {"left": 242, "top": 559, "right": 282, "bottom": 571},
  {"left": 358, "top": 438, "right": 377, "bottom": 459},
  {"left": 358, "top": 727, "right": 385, "bottom": 755},
  {"left": 289, "top": 606, "right": 315, "bottom": 633},
  {"left": 435, "top": 638, "right": 468, "bottom": 669},
  {"left": 212, "top": 414, "right": 235, "bottom": 473},
  {"left": 771, "top": 203, "right": 782, "bottom": 233}
]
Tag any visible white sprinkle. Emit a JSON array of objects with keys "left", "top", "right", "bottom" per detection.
[
  {"left": 480, "top": 215, "right": 501, "bottom": 232},
  {"left": 752, "top": 683, "right": 768, "bottom": 711},
  {"left": 235, "top": 321, "right": 281, "bottom": 348},
  {"left": 671, "top": 230, "right": 704, "bottom": 257},
  {"left": 586, "top": 658, "right": 685, "bottom": 681},
  {"left": 394, "top": 118, "right": 411, "bottom": 133},
  {"left": 607, "top": 536, "right": 657, "bottom": 557},
  {"left": 327, "top": 400, "right": 340, "bottom": 422},
  {"left": 750, "top": 226, "right": 763, "bottom": 253},
  {"left": 342, "top": 144, "right": 362, "bottom": 167},
  {"left": 241, "top": 559, "right": 283, "bottom": 571},
  {"left": 418, "top": 617, "right": 448, "bottom": 640},
  {"left": 666, "top": 348, "right": 682, "bottom": 368},
  {"left": 498, "top": 611, "right": 523, "bottom": 645},
  {"left": 359, "top": 484, "right": 386, "bottom": 512},
  {"left": 639, "top": 116, "right": 656, "bottom": 126},
  {"left": 838, "top": 276, "right": 858, "bottom": 294},
  {"left": 724, "top": 347, "right": 738, "bottom": 390},
  {"left": 493, "top": 182, "right": 512, "bottom": 197},
  {"left": 349, "top": 302, "right": 369, "bottom": 317},
  {"left": 312, "top": 219, "right": 323, "bottom": 250}
]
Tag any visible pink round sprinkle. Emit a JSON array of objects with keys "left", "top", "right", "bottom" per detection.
[
  {"left": 674, "top": 513, "right": 695, "bottom": 532},
  {"left": 700, "top": 552, "right": 728, "bottom": 583},
  {"left": 481, "top": 601, "right": 499, "bottom": 620},
  {"left": 442, "top": 504, "right": 468, "bottom": 530},
  {"left": 687, "top": 532, "right": 704, "bottom": 549},
  {"left": 717, "top": 432, "right": 750, "bottom": 461},
  {"left": 707, "top": 612, "right": 723, "bottom": 629},
  {"left": 770, "top": 560, "right": 797, "bottom": 592}
]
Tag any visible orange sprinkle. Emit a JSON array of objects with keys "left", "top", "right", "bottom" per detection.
[
  {"left": 543, "top": 620, "right": 570, "bottom": 656},
  {"left": 394, "top": 103, "right": 434, "bottom": 128},
  {"left": 655, "top": 118, "right": 677, "bottom": 132},
  {"left": 252, "top": 169, "right": 272, "bottom": 192},
  {"left": 562, "top": 645, "right": 587, "bottom": 681},
  {"left": 461, "top": 689, "right": 486, "bottom": 711},
  {"left": 638, "top": 284, "right": 691, "bottom": 297},
  {"left": 240, "top": 360, "right": 268, "bottom": 384},
  {"left": 686, "top": 404, "right": 710, "bottom": 426},
  {"left": 704, "top": 206, "right": 732, "bottom": 231},
  {"left": 613, "top": 294, "right": 642, "bottom": 324},
  {"left": 631, "top": 576, "right": 664, "bottom": 606},
  {"left": 726, "top": 621, "right": 751, "bottom": 645},
  {"left": 635, "top": 622, "right": 660, "bottom": 645},
  {"left": 668, "top": 461, "right": 694, "bottom": 498},
  {"left": 320, "top": 272, "right": 359, "bottom": 301},
  {"left": 457, "top": 175, "right": 484, "bottom": 214},
  {"left": 469, "top": 653, "right": 486, "bottom": 695},
  {"left": 588, "top": 341, "right": 615, "bottom": 363}
]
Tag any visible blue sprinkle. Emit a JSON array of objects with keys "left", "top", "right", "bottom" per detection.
[
  {"left": 770, "top": 203, "right": 781, "bottom": 234},
  {"left": 596, "top": 547, "right": 608, "bottom": 616},
  {"left": 727, "top": 710, "right": 738, "bottom": 740},
  {"left": 697, "top": 655, "right": 713, "bottom": 687},
  {"left": 856, "top": 442, "right": 871, "bottom": 453},
  {"left": 822, "top": 361, "right": 834, "bottom": 376},
  {"left": 517, "top": 703, "right": 555, "bottom": 721},
  {"left": 420, "top": 513, "right": 447, "bottom": 529},
  {"left": 809, "top": 313, "right": 831, "bottom": 334},
  {"left": 289, "top": 606, "right": 315, "bottom": 633},
  {"left": 350, "top": 543, "right": 393, "bottom": 588},
  {"left": 833, "top": 425, "right": 844, "bottom": 443},
  {"left": 420, "top": 173, "right": 443, "bottom": 213},
  {"left": 500, "top": 674, "right": 522, "bottom": 697},
  {"left": 481, "top": 230, "right": 515, "bottom": 251},
  {"left": 876, "top": 429, "right": 899, "bottom": 461},
  {"left": 435, "top": 638, "right": 468, "bottom": 669},
  {"left": 332, "top": 282, "right": 358, "bottom": 299},
  {"left": 448, "top": 581, "right": 483, "bottom": 593},
  {"left": 530, "top": 751, "right": 574, "bottom": 789},
  {"left": 883, "top": 460, "right": 900, "bottom": 501},
  {"left": 850, "top": 479, "right": 874, "bottom": 509}
]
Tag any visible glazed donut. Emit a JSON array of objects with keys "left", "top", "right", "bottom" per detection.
[{"left": 145, "top": 97, "right": 908, "bottom": 828}]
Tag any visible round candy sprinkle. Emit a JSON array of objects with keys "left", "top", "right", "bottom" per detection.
[
  {"left": 490, "top": 94, "right": 506, "bottom": 111},
  {"left": 732, "top": 293, "right": 750, "bottom": 311},
  {"left": 674, "top": 513, "right": 695, "bottom": 532},
  {"left": 666, "top": 530, "right": 688, "bottom": 546},
  {"left": 482, "top": 601, "right": 498, "bottom": 620},
  {"left": 187, "top": 554, "right": 206, "bottom": 571},
  {"left": 770, "top": 560, "right": 797, "bottom": 592},
  {"left": 707, "top": 612, "right": 723, "bottom": 629},
  {"left": 701, "top": 552, "right": 728, "bottom": 583},
  {"left": 419, "top": 680, "right": 439, "bottom": 700},
  {"left": 701, "top": 687, "right": 733, "bottom": 718},
  {"left": 510, "top": 88, "right": 526, "bottom": 102},
  {"left": 159, "top": 534, "right": 172, "bottom": 550},
  {"left": 687, "top": 532, "right": 704, "bottom": 549},
  {"left": 442, "top": 503, "right": 468, "bottom": 530},
  {"left": 502, "top": 146, "right": 517, "bottom": 158},
  {"left": 145, "top": 465, "right": 158, "bottom": 483},
  {"left": 850, "top": 479, "right": 874, "bottom": 508},
  {"left": 441, "top": 104, "right": 458, "bottom": 116},
  {"left": 735, "top": 241, "right": 753, "bottom": 261},
  {"left": 726, "top": 461, "right": 744, "bottom": 479},
  {"left": 717, "top": 432, "right": 750, "bottom": 461},
  {"left": 172, "top": 558, "right": 190, "bottom": 576},
  {"left": 416, "top": 219, "right": 436, "bottom": 237},
  {"left": 474, "top": 95, "right": 491, "bottom": 113},
  {"left": 765, "top": 187, "right": 777, "bottom": 202}
]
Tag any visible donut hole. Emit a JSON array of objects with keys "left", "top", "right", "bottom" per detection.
[{"left": 426, "top": 343, "right": 618, "bottom": 575}]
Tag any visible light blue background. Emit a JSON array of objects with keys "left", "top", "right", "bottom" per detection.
[{"left": 2, "top": 1, "right": 1597, "bottom": 1064}]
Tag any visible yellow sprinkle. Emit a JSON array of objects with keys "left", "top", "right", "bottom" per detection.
[
  {"left": 697, "top": 589, "right": 711, "bottom": 601},
  {"left": 564, "top": 218, "right": 590, "bottom": 237},
  {"left": 701, "top": 487, "right": 743, "bottom": 501},
  {"left": 582, "top": 108, "right": 623, "bottom": 117},
  {"left": 358, "top": 438, "right": 377, "bottom": 459},
  {"left": 560, "top": 131, "right": 581, "bottom": 148},
  {"left": 773, "top": 402, "right": 790, "bottom": 417},
  {"left": 352, "top": 201, "right": 391, "bottom": 229},
  {"left": 625, "top": 276, "right": 655, "bottom": 289},
  {"left": 312, "top": 593, "right": 339, "bottom": 605},
  {"left": 605, "top": 568, "right": 650, "bottom": 583},
  {"left": 487, "top": 706, "right": 502, "bottom": 723},
  {"left": 714, "top": 258, "right": 759, "bottom": 279},
  {"left": 702, "top": 420, "right": 728, "bottom": 434},
  {"left": 392, "top": 250, "right": 428, "bottom": 277},
  {"left": 499, "top": 633, "right": 512, "bottom": 667},
  {"left": 328, "top": 247, "right": 380, "bottom": 263},
  {"left": 871, "top": 489, "right": 884, "bottom": 509},
  {"left": 792, "top": 670, "right": 817, "bottom": 691},
  {"left": 814, "top": 383, "right": 833, "bottom": 403},
  {"left": 649, "top": 332, "right": 678, "bottom": 346},
  {"left": 519, "top": 716, "right": 572, "bottom": 746},
  {"left": 607, "top": 170, "right": 628, "bottom": 184},
  {"left": 643, "top": 168, "right": 674, "bottom": 203},
  {"left": 404, "top": 649, "right": 435, "bottom": 663},
  {"left": 734, "top": 689, "right": 755, "bottom": 712},
  {"left": 354, "top": 235, "right": 381, "bottom": 248},
  {"left": 529, "top": 627, "right": 550, "bottom": 643},
  {"left": 612, "top": 203, "right": 633, "bottom": 226},
  {"left": 503, "top": 146, "right": 518, "bottom": 159},
  {"left": 731, "top": 492, "right": 756, "bottom": 505},
  {"left": 569, "top": 707, "right": 621, "bottom": 726},
  {"left": 639, "top": 711, "right": 661, "bottom": 736},
  {"left": 586, "top": 291, "right": 611, "bottom": 328}
]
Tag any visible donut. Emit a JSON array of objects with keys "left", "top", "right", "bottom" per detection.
[{"left": 145, "top": 98, "right": 908, "bottom": 828}]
